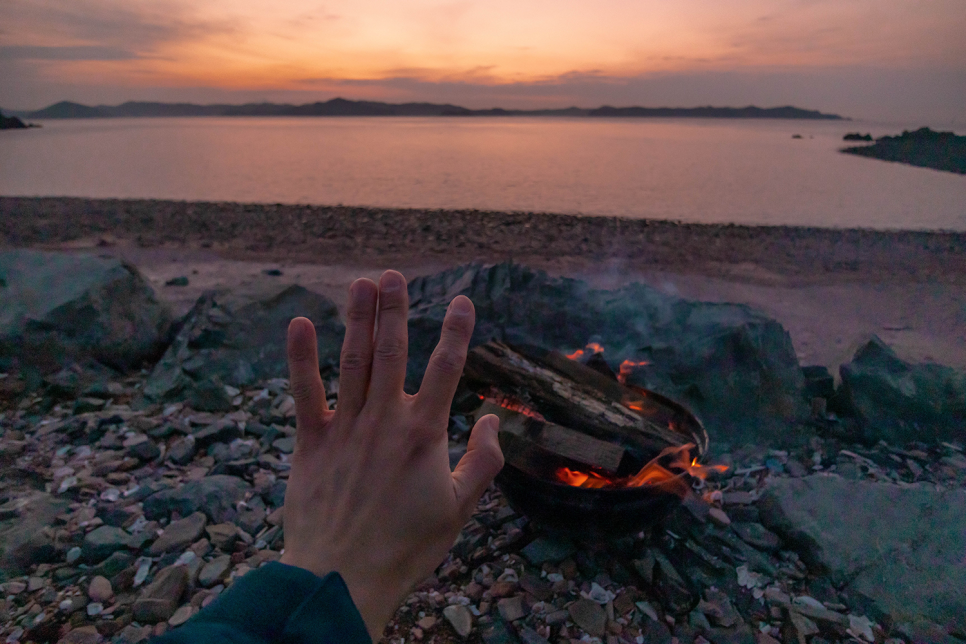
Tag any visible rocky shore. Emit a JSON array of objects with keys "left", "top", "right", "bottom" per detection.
[
  {"left": 3, "top": 197, "right": 966, "bottom": 284},
  {"left": 1, "top": 251, "right": 964, "bottom": 644}
]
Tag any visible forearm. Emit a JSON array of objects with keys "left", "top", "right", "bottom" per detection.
[{"left": 153, "top": 562, "right": 372, "bottom": 644}]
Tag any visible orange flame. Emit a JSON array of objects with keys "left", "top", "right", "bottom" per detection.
[
  {"left": 617, "top": 360, "right": 649, "bottom": 384},
  {"left": 565, "top": 342, "right": 606, "bottom": 360},
  {"left": 553, "top": 442, "right": 727, "bottom": 494}
]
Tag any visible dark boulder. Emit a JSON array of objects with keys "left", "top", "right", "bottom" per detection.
[
  {"left": 759, "top": 475, "right": 966, "bottom": 630},
  {"left": 142, "top": 475, "right": 251, "bottom": 522},
  {"left": 0, "top": 492, "right": 70, "bottom": 574},
  {"left": 144, "top": 281, "right": 343, "bottom": 403},
  {"left": 837, "top": 336, "right": 966, "bottom": 444},
  {"left": 0, "top": 250, "right": 173, "bottom": 376},
  {"left": 407, "top": 263, "right": 805, "bottom": 449}
]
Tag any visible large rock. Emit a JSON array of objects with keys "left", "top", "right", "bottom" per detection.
[
  {"left": 758, "top": 475, "right": 966, "bottom": 630},
  {"left": 407, "top": 263, "right": 805, "bottom": 448},
  {"left": 142, "top": 475, "right": 251, "bottom": 522},
  {"left": 0, "top": 250, "right": 173, "bottom": 375},
  {"left": 0, "top": 492, "right": 69, "bottom": 574},
  {"left": 837, "top": 336, "right": 966, "bottom": 444},
  {"left": 144, "top": 282, "right": 344, "bottom": 403}
]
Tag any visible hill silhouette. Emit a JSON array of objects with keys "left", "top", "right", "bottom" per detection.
[{"left": 24, "top": 98, "right": 843, "bottom": 120}]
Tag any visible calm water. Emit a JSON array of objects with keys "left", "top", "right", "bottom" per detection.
[{"left": 1, "top": 117, "right": 964, "bottom": 230}]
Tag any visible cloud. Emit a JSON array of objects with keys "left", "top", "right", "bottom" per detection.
[{"left": 0, "top": 45, "right": 138, "bottom": 61}]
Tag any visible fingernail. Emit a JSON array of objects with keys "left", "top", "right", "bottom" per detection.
[
  {"left": 451, "top": 296, "right": 471, "bottom": 316},
  {"left": 380, "top": 272, "right": 403, "bottom": 293}
]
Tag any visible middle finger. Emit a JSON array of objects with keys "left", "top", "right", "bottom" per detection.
[{"left": 368, "top": 270, "right": 410, "bottom": 410}]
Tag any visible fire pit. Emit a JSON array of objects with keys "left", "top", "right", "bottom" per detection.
[{"left": 461, "top": 342, "right": 722, "bottom": 537}]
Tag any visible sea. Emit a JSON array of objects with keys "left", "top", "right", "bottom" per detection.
[{"left": 1, "top": 116, "right": 964, "bottom": 231}]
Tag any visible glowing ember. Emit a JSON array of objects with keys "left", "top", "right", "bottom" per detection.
[
  {"left": 487, "top": 392, "right": 546, "bottom": 421},
  {"left": 565, "top": 342, "right": 605, "bottom": 360},
  {"left": 617, "top": 359, "right": 649, "bottom": 384},
  {"left": 553, "top": 442, "right": 727, "bottom": 493}
]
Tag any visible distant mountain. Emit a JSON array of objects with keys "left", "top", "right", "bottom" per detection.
[
  {"left": 24, "top": 98, "right": 843, "bottom": 120},
  {"left": 589, "top": 105, "right": 842, "bottom": 120}
]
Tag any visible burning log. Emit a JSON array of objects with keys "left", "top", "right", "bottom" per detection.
[
  {"left": 463, "top": 342, "right": 694, "bottom": 453},
  {"left": 479, "top": 401, "right": 628, "bottom": 475}
]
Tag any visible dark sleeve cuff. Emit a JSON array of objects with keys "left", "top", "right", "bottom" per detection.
[{"left": 172, "top": 561, "right": 372, "bottom": 644}]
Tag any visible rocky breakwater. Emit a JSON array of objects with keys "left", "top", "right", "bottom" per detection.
[{"left": 0, "top": 252, "right": 964, "bottom": 643}]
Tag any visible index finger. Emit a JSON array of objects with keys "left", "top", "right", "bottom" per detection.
[
  {"left": 414, "top": 295, "right": 475, "bottom": 424},
  {"left": 287, "top": 317, "right": 329, "bottom": 435}
]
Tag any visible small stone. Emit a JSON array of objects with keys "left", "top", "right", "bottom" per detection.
[
  {"left": 443, "top": 604, "right": 473, "bottom": 638},
  {"left": 518, "top": 626, "right": 551, "bottom": 644},
  {"left": 519, "top": 571, "right": 552, "bottom": 601},
  {"left": 416, "top": 616, "right": 437, "bottom": 630},
  {"left": 569, "top": 598, "right": 607, "bottom": 637},
  {"left": 205, "top": 523, "right": 239, "bottom": 551},
  {"left": 698, "top": 589, "right": 740, "bottom": 627},
  {"left": 489, "top": 580, "right": 518, "bottom": 598},
  {"left": 521, "top": 536, "right": 576, "bottom": 565},
  {"left": 82, "top": 525, "right": 131, "bottom": 563},
  {"left": 708, "top": 508, "right": 731, "bottom": 527},
  {"left": 192, "top": 420, "right": 242, "bottom": 448},
  {"left": 782, "top": 611, "right": 818, "bottom": 644},
  {"left": 480, "top": 619, "right": 516, "bottom": 644},
  {"left": 271, "top": 436, "right": 295, "bottom": 454},
  {"left": 497, "top": 595, "right": 527, "bottom": 622},
  {"left": 168, "top": 605, "right": 196, "bottom": 627},
  {"left": 87, "top": 576, "right": 113, "bottom": 603},
  {"left": 167, "top": 436, "right": 197, "bottom": 465},
  {"left": 66, "top": 547, "right": 82, "bottom": 564},
  {"left": 198, "top": 556, "right": 232, "bottom": 588},
  {"left": 149, "top": 512, "right": 207, "bottom": 555},
  {"left": 86, "top": 602, "right": 103, "bottom": 616},
  {"left": 127, "top": 438, "right": 161, "bottom": 462},
  {"left": 57, "top": 627, "right": 104, "bottom": 644},
  {"left": 133, "top": 565, "right": 189, "bottom": 623}
]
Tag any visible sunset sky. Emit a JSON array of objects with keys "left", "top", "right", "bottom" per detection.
[{"left": 2, "top": 0, "right": 964, "bottom": 122}]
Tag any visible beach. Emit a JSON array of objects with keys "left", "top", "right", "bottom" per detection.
[{"left": 3, "top": 196, "right": 966, "bottom": 370}]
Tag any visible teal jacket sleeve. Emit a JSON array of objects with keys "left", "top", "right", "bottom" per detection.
[{"left": 153, "top": 562, "right": 372, "bottom": 644}]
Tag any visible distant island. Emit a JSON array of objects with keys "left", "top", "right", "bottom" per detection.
[
  {"left": 0, "top": 109, "right": 33, "bottom": 130},
  {"left": 15, "top": 98, "right": 843, "bottom": 120},
  {"left": 841, "top": 128, "right": 966, "bottom": 175}
]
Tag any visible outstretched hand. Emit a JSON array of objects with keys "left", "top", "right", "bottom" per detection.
[{"left": 279, "top": 270, "right": 504, "bottom": 639}]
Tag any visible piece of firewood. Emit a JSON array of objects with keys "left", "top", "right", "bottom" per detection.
[
  {"left": 463, "top": 342, "right": 687, "bottom": 450},
  {"left": 478, "top": 402, "right": 627, "bottom": 474}
]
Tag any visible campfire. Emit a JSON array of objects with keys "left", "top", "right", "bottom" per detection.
[{"left": 460, "top": 341, "right": 725, "bottom": 536}]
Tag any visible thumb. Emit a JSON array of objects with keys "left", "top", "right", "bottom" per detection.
[{"left": 452, "top": 415, "right": 504, "bottom": 518}]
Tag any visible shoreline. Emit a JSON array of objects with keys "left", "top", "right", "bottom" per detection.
[
  {"left": 3, "top": 196, "right": 965, "bottom": 370},
  {"left": 3, "top": 196, "right": 966, "bottom": 285}
]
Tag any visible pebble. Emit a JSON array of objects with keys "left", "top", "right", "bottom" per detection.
[
  {"left": 568, "top": 598, "right": 607, "bottom": 637},
  {"left": 168, "top": 605, "right": 196, "bottom": 627},
  {"left": 708, "top": 507, "right": 731, "bottom": 527},
  {"left": 496, "top": 595, "right": 527, "bottom": 622},
  {"left": 87, "top": 576, "right": 113, "bottom": 602}
]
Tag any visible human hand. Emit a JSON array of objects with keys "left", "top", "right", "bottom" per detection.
[{"left": 279, "top": 270, "right": 504, "bottom": 639}]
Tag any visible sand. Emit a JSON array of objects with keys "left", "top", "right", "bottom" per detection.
[{"left": 3, "top": 196, "right": 965, "bottom": 372}]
